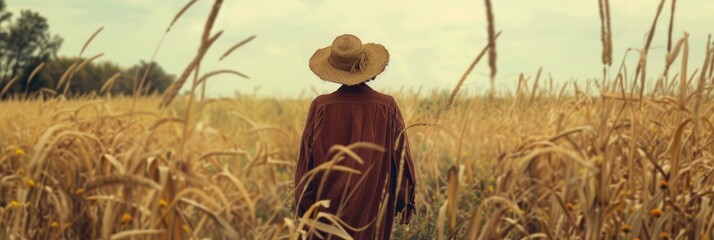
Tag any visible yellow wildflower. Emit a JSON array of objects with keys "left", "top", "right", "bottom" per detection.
[
  {"left": 650, "top": 208, "right": 663, "bottom": 217},
  {"left": 182, "top": 224, "right": 191, "bottom": 233},
  {"left": 507, "top": 207, "right": 525, "bottom": 215},
  {"left": 659, "top": 180, "right": 668, "bottom": 190},
  {"left": 50, "top": 221, "right": 59, "bottom": 228},
  {"left": 659, "top": 232, "right": 670, "bottom": 239},
  {"left": 120, "top": 212, "right": 132, "bottom": 225},
  {"left": 621, "top": 224, "right": 631, "bottom": 233},
  {"left": 10, "top": 200, "right": 21, "bottom": 208},
  {"left": 24, "top": 178, "right": 37, "bottom": 188},
  {"left": 159, "top": 198, "right": 168, "bottom": 208},
  {"left": 14, "top": 148, "right": 25, "bottom": 156},
  {"left": 506, "top": 207, "right": 524, "bottom": 215}
]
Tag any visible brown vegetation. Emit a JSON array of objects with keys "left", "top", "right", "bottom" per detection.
[{"left": 1, "top": 0, "right": 714, "bottom": 239}]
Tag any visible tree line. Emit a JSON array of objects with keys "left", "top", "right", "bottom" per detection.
[{"left": 0, "top": 0, "right": 174, "bottom": 98}]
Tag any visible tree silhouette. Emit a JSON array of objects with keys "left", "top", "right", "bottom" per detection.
[
  {"left": 128, "top": 61, "right": 174, "bottom": 95},
  {"left": 0, "top": 0, "right": 62, "bottom": 95},
  {"left": 0, "top": 0, "right": 174, "bottom": 98},
  {"left": 31, "top": 57, "right": 174, "bottom": 96}
]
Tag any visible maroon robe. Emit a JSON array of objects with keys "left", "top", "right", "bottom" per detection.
[{"left": 294, "top": 84, "right": 416, "bottom": 239}]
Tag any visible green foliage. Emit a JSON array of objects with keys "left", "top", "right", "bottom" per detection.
[
  {"left": 0, "top": 0, "right": 62, "bottom": 89},
  {"left": 127, "top": 61, "right": 174, "bottom": 95},
  {"left": 31, "top": 57, "right": 175, "bottom": 96},
  {"left": 0, "top": 0, "right": 175, "bottom": 98}
]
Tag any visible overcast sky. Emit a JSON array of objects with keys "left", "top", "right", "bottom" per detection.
[{"left": 9, "top": 0, "right": 713, "bottom": 97}]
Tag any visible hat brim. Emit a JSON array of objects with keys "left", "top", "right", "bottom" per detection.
[{"left": 309, "top": 43, "right": 389, "bottom": 86}]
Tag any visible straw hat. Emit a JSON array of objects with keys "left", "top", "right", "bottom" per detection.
[{"left": 309, "top": 34, "right": 389, "bottom": 85}]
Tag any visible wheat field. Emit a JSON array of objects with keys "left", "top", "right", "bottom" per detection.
[
  {"left": 2, "top": 0, "right": 714, "bottom": 239},
  {"left": 2, "top": 77, "right": 714, "bottom": 239}
]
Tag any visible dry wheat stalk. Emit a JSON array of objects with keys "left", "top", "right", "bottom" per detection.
[
  {"left": 219, "top": 35, "right": 257, "bottom": 61},
  {"left": 196, "top": 35, "right": 257, "bottom": 100},
  {"left": 667, "top": 0, "right": 677, "bottom": 53},
  {"left": 446, "top": 165, "right": 458, "bottom": 232},
  {"left": 56, "top": 63, "right": 77, "bottom": 90},
  {"left": 665, "top": 34, "right": 688, "bottom": 77},
  {"left": 446, "top": 31, "right": 502, "bottom": 109},
  {"left": 529, "top": 67, "right": 543, "bottom": 104},
  {"left": 25, "top": 63, "right": 45, "bottom": 93},
  {"left": 160, "top": 0, "right": 223, "bottom": 110},
  {"left": 168, "top": 0, "right": 198, "bottom": 32},
  {"left": 633, "top": 0, "right": 666, "bottom": 101},
  {"left": 195, "top": 70, "right": 249, "bottom": 87},
  {"left": 604, "top": 0, "right": 612, "bottom": 65},
  {"left": 75, "top": 53, "right": 105, "bottom": 73},
  {"left": 133, "top": 0, "right": 199, "bottom": 109},
  {"left": 201, "top": 0, "right": 223, "bottom": 44},
  {"left": 0, "top": 76, "right": 19, "bottom": 97},
  {"left": 709, "top": 42, "right": 714, "bottom": 84},
  {"left": 100, "top": 73, "right": 122, "bottom": 95},
  {"left": 679, "top": 33, "right": 690, "bottom": 108},
  {"left": 80, "top": 27, "right": 104, "bottom": 57},
  {"left": 597, "top": 0, "right": 613, "bottom": 65},
  {"left": 484, "top": 0, "right": 497, "bottom": 92},
  {"left": 159, "top": 32, "right": 223, "bottom": 109}
]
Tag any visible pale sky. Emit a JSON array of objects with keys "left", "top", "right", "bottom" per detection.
[{"left": 9, "top": 0, "right": 714, "bottom": 97}]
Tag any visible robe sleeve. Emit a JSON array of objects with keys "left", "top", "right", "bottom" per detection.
[
  {"left": 295, "top": 99, "right": 317, "bottom": 217},
  {"left": 393, "top": 101, "right": 416, "bottom": 215}
]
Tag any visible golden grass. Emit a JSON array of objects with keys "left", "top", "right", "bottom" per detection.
[
  {"left": 2, "top": 0, "right": 714, "bottom": 239},
  {"left": 2, "top": 72, "right": 713, "bottom": 239}
]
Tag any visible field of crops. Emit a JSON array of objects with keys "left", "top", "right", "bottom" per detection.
[
  {"left": 2, "top": 72, "right": 714, "bottom": 239},
  {"left": 2, "top": 0, "right": 714, "bottom": 239}
]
